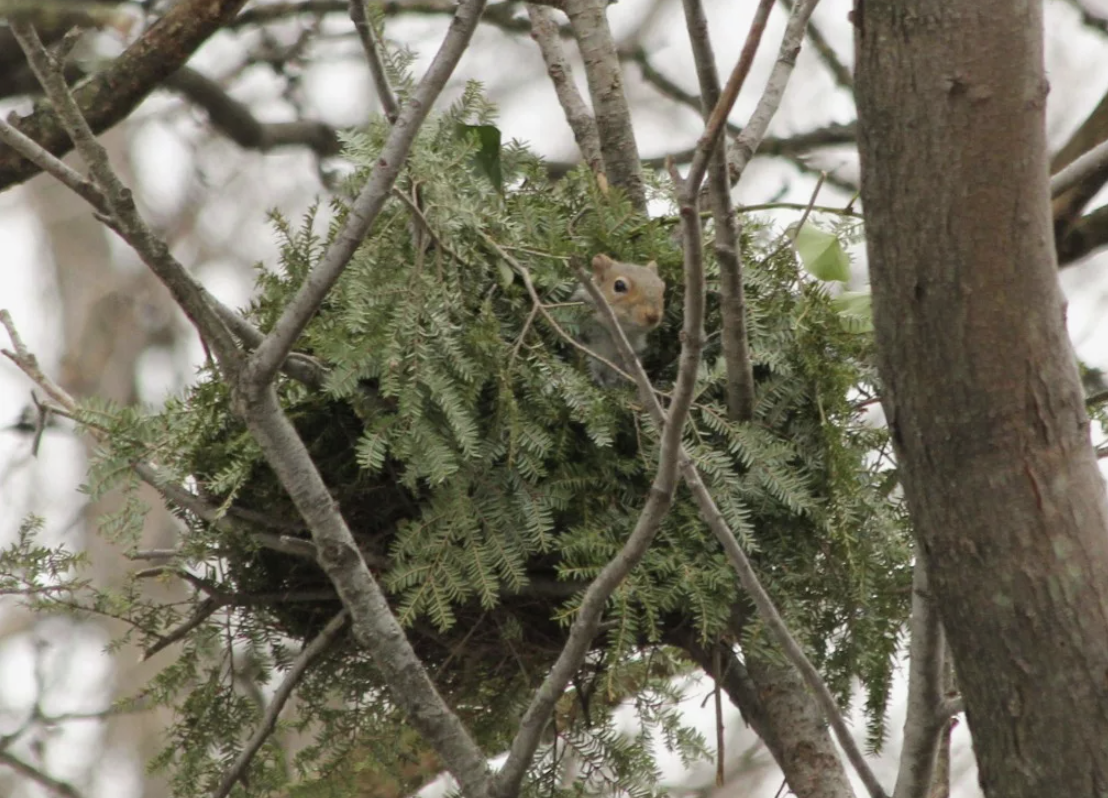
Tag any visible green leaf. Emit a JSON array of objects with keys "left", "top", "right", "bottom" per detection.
[
  {"left": 456, "top": 123, "right": 502, "bottom": 193},
  {"left": 794, "top": 223, "right": 851, "bottom": 282},
  {"left": 831, "top": 290, "right": 874, "bottom": 333}
]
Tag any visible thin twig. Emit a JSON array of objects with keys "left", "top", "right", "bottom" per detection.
[
  {"left": 729, "top": 0, "right": 820, "bottom": 181},
  {"left": 683, "top": 0, "right": 769, "bottom": 422},
  {"left": 685, "top": 0, "right": 777, "bottom": 194},
  {"left": 1, "top": 310, "right": 77, "bottom": 412},
  {"left": 778, "top": 0, "right": 852, "bottom": 90},
  {"left": 0, "top": 116, "right": 106, "bottom": 209},
  {"left": 9, "top": 23, "right": 240, "bottom": 367},
  {"left": 0, "top": 751, "right": 82, "bottom": 798},
  {"left": 211, "top": 611, "right": 349, "bottom": 798},
  {"left": 1050, "top": 137, "right": 1108, "bottom": 198},
  {"left": 739, "top": 201, "right": 861, "bottom": 218},
  {"left": 891, "top": 554, "right": 946, "bottom": 798},
  {"left": 144, "top": 597, "right": 222, "bottom": 661},
  {"left": 479, "top": 237, "right": 636, "bottom": 385},
  {"left": 350, "top": 0, "right": 401, "bottom": 122}
]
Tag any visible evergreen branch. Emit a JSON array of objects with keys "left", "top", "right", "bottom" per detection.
[
  {"left": 527, "top": 3, "right": 603, "bottom": 175},
  {"left": 682, "top": 0, "right": 765, "bottom": 423},
  {"left": 481, "top": 237, "right": 636, "bottom": 387},
  {"left": 245, "top": 0, "right": 489, "bottom": 387},
  {"left": 493, "top": 108, "right": 711, "bottom": 798},
  {"left": 212, "top": 610, "right": 349, "bottom": 798},
  {"left": 235, "top": 385, "right": 494, "bottom": 798}
]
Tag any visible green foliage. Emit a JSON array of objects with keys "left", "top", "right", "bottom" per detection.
[
  {"left": 792, "top": 221, "right": 852, "bottom": 282},
  {"left": 5, "top": 83, "right": 911, "bottom": 795}
]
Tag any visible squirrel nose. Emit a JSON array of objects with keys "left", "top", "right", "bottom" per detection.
[{"left": 642, "top": 310, "right": 661, "bottom": 327}]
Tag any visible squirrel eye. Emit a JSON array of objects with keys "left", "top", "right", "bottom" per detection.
[{"left": 613, "top": 278, "right": 629, "bottom": 294}]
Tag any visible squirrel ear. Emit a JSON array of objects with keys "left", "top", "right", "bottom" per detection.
[
  {"left": 645, "top": 260, "right": 659, "bottom": 273},
  {"left": 591, "top": 254, "right": 613, "bottom": 277}
]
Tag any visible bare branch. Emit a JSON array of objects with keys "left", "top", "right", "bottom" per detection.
[
  {"left": 0, "top": 116, "right": 106, "bottom": 208},
  {"left": 349, "top": 0, "right": 401, "bottom": 122},
  {"left": 246, "top": 0, "right": 489, "bottom": 386},
  {"left": 683, "top": 0, "right": 769, "bottom": 422},
  {"left": 727, "top": 0, "right": 819, "bottom": 181},
  {"left": 892, "top": 554, "right": 947, "bottom": 798},
  {"left": 1051, "top": 137, "right": 1108, "bottom": 198},
  {"left": 0, "top": 751, "right": 82, "bottom": 798},
  {"left": 212, "top": 611, "right": 349, "bottom": 798},
  {"left": 0, "top": 0, "right": 249, "bottom": 192},
  {"left": 563, "top": 0, "right": 646, "bottom": 209},
  {"left": 778, "top": 0, "right": 852, "bottom": 90},
  {"left": 165, "top": 68, "right": 341, "bottom": 156},
  {"left": 527, "top": 3, "right": 603, "bottom": 174},
  {"left": 10, "top": 23, "right": 241, "bottom": 365},
  {"left": 1057, "top": 203, "right": 1108, "bottom": 266},
  {"left": 684, "top": 0, "right": 778, "bottom": 195}
]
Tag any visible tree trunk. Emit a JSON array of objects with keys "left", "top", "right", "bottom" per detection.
[{"left": 854, "top": 2, "right": 1108, "bottom": 796}]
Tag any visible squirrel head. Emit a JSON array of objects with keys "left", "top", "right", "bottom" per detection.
[{"left": 590, "top": 254, "right": 666, "bottom": 332}]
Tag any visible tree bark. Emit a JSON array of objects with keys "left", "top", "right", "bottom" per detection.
[
  {"left": 854, "top": 3, "right": 1108, "bottom": 797},
  {"left": 743, "top": 651, "right": 857, "bottom": 798},
  {"left": 562, "top": 0, "right": 646, "bottom": 211}
]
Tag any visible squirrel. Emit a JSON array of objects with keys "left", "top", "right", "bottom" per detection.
[{"left": 572, "top": 254, "right": 666, "bottom": 387}]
